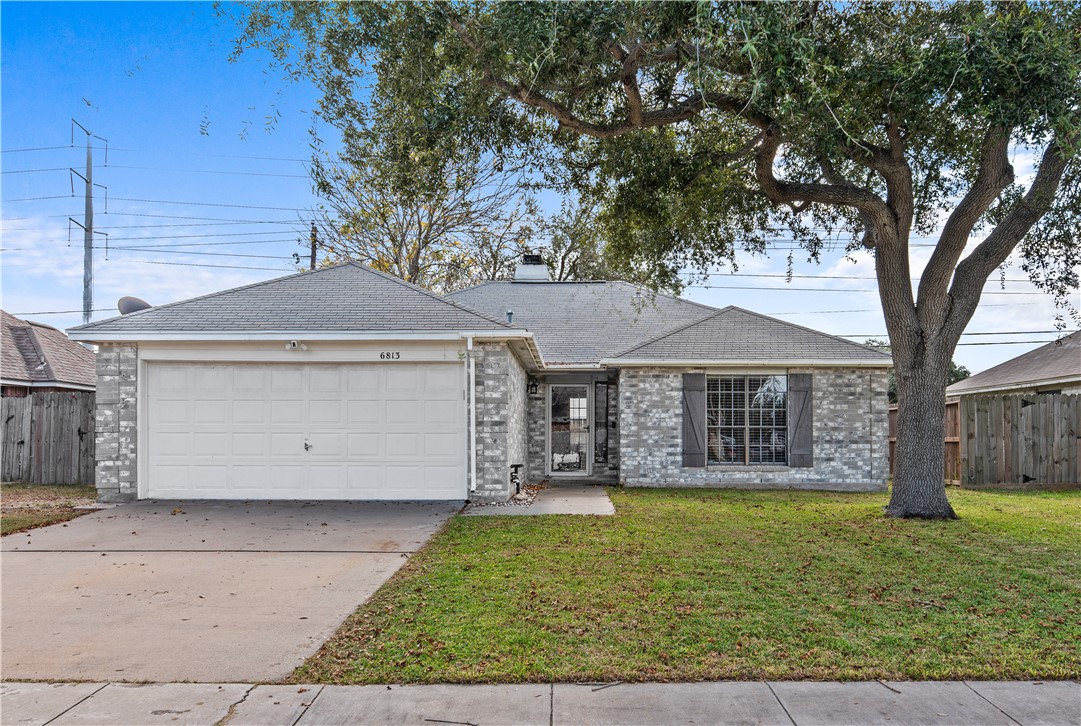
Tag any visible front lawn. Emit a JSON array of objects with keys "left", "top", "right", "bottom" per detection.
[
  {"left": 296, "top": 488, "right": 1081, "bottom": 684},
  {"left": 1, "top": 482, "right": 98, "bottom": 535}
]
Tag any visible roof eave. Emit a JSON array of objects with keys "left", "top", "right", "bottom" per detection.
[
  {"left": 601, "top": 357, "right": 893, "bottom": 368},
  {"left": 946, "top": 373, "right": 1081, "bottom": 397},
  {"left": 67, "top": 329, "right": 518, "bottom": 343}
]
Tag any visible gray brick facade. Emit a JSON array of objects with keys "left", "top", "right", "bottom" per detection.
[
  {"left": 471, "top": 342, "right": 529, "bottom": 501},
  {"left": 617, "top": 367, "right": 889, "bottom": 490},
  {"left": 95, "top": 344, "right": 138, "bottom": 502}
]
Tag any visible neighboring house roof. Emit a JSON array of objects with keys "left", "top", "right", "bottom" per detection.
[
  {"left": 68, "top": 263, "right": 514, "bottom": 337},
  {"left": 946, "top": 331, "right": 1081, "bottom": 396},
  {"left": 1, "top": 310, "right": 96, "bottom": 389},
  {"left": 606, "top": 306, "right": 892, "bottom": 366},
  {"left": 447, "top": 281, "right": 717, "bottom": 366}
]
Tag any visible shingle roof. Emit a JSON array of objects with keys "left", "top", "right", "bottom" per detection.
[
  {"left": 1, "top": 310, "right": 96, "bottom": 388},
  {"left": 447, "top": 281, "right": 718, "bottom": 366},
  {"left": 68, "top": 263, "right": 512, "bottom": 335},
  {"left": 608, "top": 306, "right": 892, "bottom": 365},
  {"left": 946, "top": 331, "right": 1081, "bottom": 395}
]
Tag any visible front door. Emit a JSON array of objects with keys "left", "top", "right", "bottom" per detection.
[{"left": 549, "top": 384, "right": 591, "bottom": 476}]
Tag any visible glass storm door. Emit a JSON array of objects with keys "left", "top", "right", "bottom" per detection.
[{"left": 549, "top": 384, "right": 591, "bottom": 475}]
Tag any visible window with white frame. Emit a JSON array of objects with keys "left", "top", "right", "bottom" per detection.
[{"left": 706, "top": 375, "right": 788, "bottom": 464}]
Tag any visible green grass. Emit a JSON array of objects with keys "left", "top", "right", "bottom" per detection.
[
  {"left": 295, "top": 488, "right": 1081, "bottom": 684},
  {"left": 1, "top": 482, "right": 97, "bottom": 535}
]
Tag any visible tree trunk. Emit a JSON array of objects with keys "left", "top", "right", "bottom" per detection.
[{"left": 887, "top": 357, "right": 958, "bottom": 519}]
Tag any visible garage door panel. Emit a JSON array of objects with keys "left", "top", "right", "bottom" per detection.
[
  {"left": 270, "top": 366, "right": 304, "bottom": 393},
  {"left": 148, "top": 361, "right": 465, "bottom": 500},
  {"left": 425, "top": 400, "right": 459, "bottom": 425},
  {"left": 233, "top": 400, "right": 266, "bottom": 423},
  {"left": 424, "top": 432, "right": 460, "bottom": 457},
  {"left": 193, "top": 366, "right": 230, "bottom": 393},
  {"left": 346, "top": 432, "right": 381, "bottom": 457},
  {"left": 309, "top": 365, "right": 343, "bottom": 392},
  {"left": 270, "top": 400, "right": 304, "bottom": 425},
  {"left": 386, "top": 432, "right": 418, "bottom": 456},
  {"left": 347, "top": 400, "right": 380, "bottom": 425},
  {"left": 194, "top": 400, "right": 229, "bottom": 425},
  {"left": 424, "top": 366, "right": 459, "bottom": 394},
  {"left": 386, "top": 400, "right": 420, "bottom": 425},
  {"left": 192, "top": 432, "right": 229, "bottom": 456},
  {"left": 309, "top": 399, "right": 343, "bottom": 424},
  {"left": 232, "top": 433, "right": 266, "bottom": 457}
]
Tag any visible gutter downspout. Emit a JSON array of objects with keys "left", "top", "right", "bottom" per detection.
[{"left": 466, "top": 336, "right": 477, "bottom": 494}]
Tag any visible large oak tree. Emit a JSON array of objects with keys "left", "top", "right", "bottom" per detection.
[{"left": 230, "top": 1, "right": 1080, "bottom": 518}]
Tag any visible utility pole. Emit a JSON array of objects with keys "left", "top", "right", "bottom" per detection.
[
  {"left": 310, "top": 222, "right": 317, "bottom": 271},
  {"left": 69, "top": 120, "right": 107, "bottom": 325}
]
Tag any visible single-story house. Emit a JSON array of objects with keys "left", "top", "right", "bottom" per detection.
[
  {"left": 946, "top": 331, "right": 1081, "bottom": 398},
  {"left": 2, "top": 310, "right": 96, "bottom": 396},
  {"left": 68, "top": 258, "right": 892, "bottom": 503}
]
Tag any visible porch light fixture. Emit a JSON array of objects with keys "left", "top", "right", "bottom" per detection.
[{"left": 528, "top": 378, "right": 539, "bottom": 395}]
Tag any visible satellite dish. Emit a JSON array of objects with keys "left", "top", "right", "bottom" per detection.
[{"left": 117, "top": 296, "right": 152, "bottom": 315}]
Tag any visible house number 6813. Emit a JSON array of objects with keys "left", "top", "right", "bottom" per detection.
[{"left": 379, "top": 351, "right": 401, "bottom": 360}]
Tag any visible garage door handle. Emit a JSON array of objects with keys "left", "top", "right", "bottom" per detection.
[{"left": 304, "top": 441, "right": 312, "bottom": 451}]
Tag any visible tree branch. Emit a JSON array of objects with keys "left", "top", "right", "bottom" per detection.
[{"left": 945, "top": 135, "right": 1074, "bottom": 342}]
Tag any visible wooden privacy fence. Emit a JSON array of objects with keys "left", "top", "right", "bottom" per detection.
[
  {"left": 1, "top": 392, "right": 95, "bottom": 485},
  {"left": 959, "top": 393, "right": 1080, "bottom": 488},
  {"left": 888, "top": 400, "right": 961, "bottom": 482}
]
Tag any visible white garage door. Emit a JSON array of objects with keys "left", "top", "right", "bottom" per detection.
[{"left": 146, "top": 362, "right": 466, "bottom": 500}]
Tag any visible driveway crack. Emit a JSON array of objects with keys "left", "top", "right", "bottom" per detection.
[
  {"left": 42, "top": 682, "right": 109, "bottom": 725},
  {"left": 214, "top": 684, "right": 256, "bottom": 726}
]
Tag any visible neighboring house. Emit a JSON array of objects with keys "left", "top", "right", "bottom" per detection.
[
  {"left": 68, "top": 258, "right": 892, "bottom": 503},
  {"left": 1, "top": 310, "right": 96, "bottom": 396},
  {"left": 946, "top": 331, "right": 1081, "bottom": 398}
]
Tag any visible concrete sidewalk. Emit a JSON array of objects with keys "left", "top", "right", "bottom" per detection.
[
  {"left": 2, "top": 680, "right": 1077, "bottom": 725},
  {"left": 464, "top": 485, "right": 615, "bottom": 516}
]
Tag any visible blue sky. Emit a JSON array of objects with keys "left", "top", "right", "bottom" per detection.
[{"left": 2, "top": 1, "right": 1074, "bottom": 374}]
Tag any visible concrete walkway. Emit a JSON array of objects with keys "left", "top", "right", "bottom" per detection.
[
  {"left": 464, "top": 485, "right": 615, "bottom": 516},
  {"left": 2, "top": 680, "right": 1077, "bottom": 725}
]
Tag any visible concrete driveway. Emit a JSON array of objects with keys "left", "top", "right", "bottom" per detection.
[{"left": 1, "top": 500, "right": 459, "bottom": 682}]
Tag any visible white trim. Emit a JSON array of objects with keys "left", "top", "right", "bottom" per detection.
[
  {"left": 467, "top": 337, "right": 477, "bottom": 493},
  {"left": 602, "top": 358, "right": 892, "bottom": 368},
  {"left": 69, "top": 330, "right": 531, "bottom": 343},
  {"left": 136, "top": 357, "right": 148, "bottom": 500},
  {"left": 0, "top": 379, "right": 96, "bottom": 392},
  {"left": 947, "top": 374, "right": 1081, "bottom": 397}
]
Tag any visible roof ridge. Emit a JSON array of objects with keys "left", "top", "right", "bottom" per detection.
[
  {"left": 12, "top": 325, "right": 54, "bottom": 381},
  {"left": 346, "top": 262, "right": 512, "bottom": 329},
  {"left": 611, "top": 306, "right": 733, "bottom": 358},
  {"left": 611, "top": 305, "right": 891, "bottom": 360},
  {"left": 615, "top": 281, "right": 723, "bottom": 315},
  {"left": 70, "top": 263, "right": 346, "bottom": 331},
  {"left": 722, "top": 306, "right": 892, "bottom": 358}
]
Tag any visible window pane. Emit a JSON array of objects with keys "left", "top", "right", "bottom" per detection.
[{"left": 706, "top": 374, "right": 788, "bottom": 466}]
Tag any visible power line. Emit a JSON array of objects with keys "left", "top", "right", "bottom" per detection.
[
  {"left": 691, "top": 271, "right": 1038, "bottom": 284},
  {"left": 137, "top": 260, "right": 294, "bottom": 271},
  {"left": 106, "top": 196, "right": 310, "bottom": 211},
  {"left": 14, "top": 308, "right": 115, "bottom": 316},
  {"left": 1, "top": 167, "right": 72, "bottom": 175},
  {"left": 688, "top": 284, "right": 1047, "bottom": 295},
  {"left": 94, "top": 246, "right": 288, "bottom": 260},
  {"left": 104, "top": 164, "right": 309, "bottom": 179},
  {"left": 1, "top": 145, "right": 74, "bottom": 153}
]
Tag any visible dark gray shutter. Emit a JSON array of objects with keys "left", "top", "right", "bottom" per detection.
[
  {"left": 682, "top": 373, "right": 706, "bottom": 467},
  {"left": 788, "top": 373, "right": 813, "bottom": 468}
]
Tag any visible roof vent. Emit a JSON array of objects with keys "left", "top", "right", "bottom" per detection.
[
  {"left": 514, "top": 254, "right": 549, "bottom": 282},
  {"left": 117, "top": 296, "right": 152, "bottom": 315}
]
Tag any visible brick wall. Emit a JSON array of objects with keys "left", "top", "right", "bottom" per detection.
[
  {"left": 95, "top": 344, "right": 138, "bottom": 502},
  {"left": 619, "top": 367, "right": 889, "bottom": 490},
  {"left": 472, "top": 342, "right": 528, "bottom": 501}
]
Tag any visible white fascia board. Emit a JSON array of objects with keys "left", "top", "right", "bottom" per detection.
[
  {"left": 947, "top": 374, "right": 1081, "bottom": 397},
  {"left": 601, "top": 358, "right": 893, "bottom": 368},
  {"left": 0, "top": 378, "right": 95, "bottom": 391},
  {"left": 68, "top": 329, "right": 520, "bottom": 344}
]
